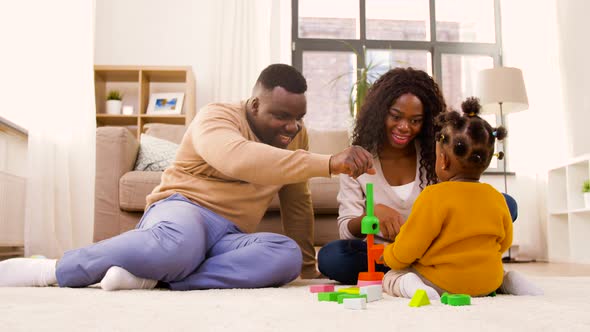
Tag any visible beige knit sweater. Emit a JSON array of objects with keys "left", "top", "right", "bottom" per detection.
[{"left": 146, "top": 101, "right": 331, "bottom": 274}]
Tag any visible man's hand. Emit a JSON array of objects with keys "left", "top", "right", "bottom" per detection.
[
  {"left": 374, "top": 204, "right": 404, "bottom": 241},
  {"left": 330, "top": 146, "right": 376, "bottom": 178}
]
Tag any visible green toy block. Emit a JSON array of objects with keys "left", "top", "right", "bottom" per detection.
[
  {"left": 441, "top": 292, "right": 449, "bottom": 304},
  {"left": 318, "top": 292, "right": 340, "bottom": 302},
  {"left": 487, "top": 291, "right": 496, "bottom": 297},
  {"left": 409, "top": 289, "right": 430, "bottom": 307},
  {"left": 361, "top": 216, "right": 380, "bottom": 234},
  {"left": 447, "top": 294, "right": 471, "bottom": 306},
  {"left": 361, "top": 183, "right": 380, "bottom": 235},
  {"left": 337, "top": 287, "right": 360, "bottom": 295},
  {"left": 337, "top": 293, "right": 367, "bottom": 304}
]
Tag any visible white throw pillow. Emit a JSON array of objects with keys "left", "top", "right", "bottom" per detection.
[{"left": 134, "top": 134, "right": 179, "bottom": 172}]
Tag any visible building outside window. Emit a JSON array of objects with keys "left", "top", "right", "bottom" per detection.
[{"left": 292, "top": 0, "right": 503, "bottom": 169}]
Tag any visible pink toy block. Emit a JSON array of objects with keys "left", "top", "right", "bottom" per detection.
[
  {"left": 357, "top": 280, "right": 382, "bottom": 287},
  {"left": 309, "top": 284, "right": 335, "bottom": 293}
]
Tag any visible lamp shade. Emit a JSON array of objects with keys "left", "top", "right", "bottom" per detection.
[{"left": 476, "top": 67, "right": 529, "bottom": 115}]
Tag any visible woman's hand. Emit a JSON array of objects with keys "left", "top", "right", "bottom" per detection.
[{"left": 374, "top": 204, "right": 404, "bottom": 241}]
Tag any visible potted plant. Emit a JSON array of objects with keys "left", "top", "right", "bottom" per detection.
[
  {"left": 583, "top": 180, "right": 590, "bottom": 208},
  {"left": 106, "top": 90, "right": 123, "bottom": 115}
]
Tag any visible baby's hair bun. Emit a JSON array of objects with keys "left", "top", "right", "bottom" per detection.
[
  {"left": 461, "top": 97, "right": 481, "bottom": 117},
  {"left": 494, "top": 126, "right": 507, "bottom": 140}
]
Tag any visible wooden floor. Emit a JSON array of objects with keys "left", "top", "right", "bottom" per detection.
[{"left": 505, "top": 262, "right": 590, "bottom": 277}]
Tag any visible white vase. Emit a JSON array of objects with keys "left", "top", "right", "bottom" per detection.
[
  {"left": 106, "top": 100, "right": 122, "bottom": 115},
  {"left": 584, "top": 192, "right": 590, "bottom": 209}
]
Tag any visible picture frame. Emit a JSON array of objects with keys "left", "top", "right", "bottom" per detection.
[{"left": 146, "top": 92, "right": 185, "bottom": 115}]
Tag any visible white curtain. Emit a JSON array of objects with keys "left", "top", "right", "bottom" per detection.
[
  {"left": 0, "top": 0, "right": 96, "bottom": 258},
  {"left": 500, "top": 0, "right": 565, "bottom": 260},
  {"left": 211, "top": 0, "right": 274, "bottom": 102}
]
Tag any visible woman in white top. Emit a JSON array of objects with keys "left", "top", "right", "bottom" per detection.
[{"left": 317, "top": 68, "right": 518, "bottom": 285}]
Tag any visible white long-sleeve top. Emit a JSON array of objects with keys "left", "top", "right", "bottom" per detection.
[{"left": 337, "top": 152, "right": 425, "bottom": 243}]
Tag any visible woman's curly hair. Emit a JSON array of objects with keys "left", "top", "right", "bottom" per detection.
[{"left": 351, "top": 67, "right": 446, "bottom": 188}]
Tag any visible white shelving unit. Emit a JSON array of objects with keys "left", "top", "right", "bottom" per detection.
[{"left": 547, "top": 154, "right": 590, "bottom": 263}]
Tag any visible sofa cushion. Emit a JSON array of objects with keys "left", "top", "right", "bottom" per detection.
[
  {"left": 307, "top": 127, "right": 350, "bottom": 155},
  {"left": 134, "top": 134, "right": 179, "bottom": 172},
  {"left": 119, "top": 171, "right": 162, "bottom": 211},
  {"left": 143, "top": 123, "right": 186, "bottom": 144},
  {"left": 267, "top": 176, "right": 340, "bottom": 214}
]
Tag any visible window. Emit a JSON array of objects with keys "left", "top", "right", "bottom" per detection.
[{"left": 292, "top": 0, "right": 504, "bottom": 171}]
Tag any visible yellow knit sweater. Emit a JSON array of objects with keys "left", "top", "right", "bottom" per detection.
[{"left": 383, "top": 182, "right": 513, "bottom": 295}]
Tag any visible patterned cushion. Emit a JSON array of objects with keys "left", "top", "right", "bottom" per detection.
[{"left": 133, "top": 134, "right": 178, "bottom": 172}]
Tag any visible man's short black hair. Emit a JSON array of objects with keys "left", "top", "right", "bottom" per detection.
[{"left": 256, "top": 64, "right": 307, "bottom": 94}]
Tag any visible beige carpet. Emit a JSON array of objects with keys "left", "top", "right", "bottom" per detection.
[{"left": 1, "top": 276, "right": 589, "bottom": 331}]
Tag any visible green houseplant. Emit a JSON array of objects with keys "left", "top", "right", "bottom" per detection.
[
  {"left": 106, "top": 90, "right": 123, "bottom": 115},
  {"left": 331, "top": 51, "right": 383, "bottom": 119},
  {"left": 331, "top": 44, "right": 404, "bottom": 119},
  {"left": 583, "top": 180, "right": 590, "bottom": 208}
]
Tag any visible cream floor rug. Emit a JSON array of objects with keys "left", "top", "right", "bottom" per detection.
[{"left": 1, "top": 276, "right": 589, "bottom": 332}]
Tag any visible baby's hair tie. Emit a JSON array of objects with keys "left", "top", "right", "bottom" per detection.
[
  {"left": 468, "top": 112, "right": 476, "bottom": 117},
  {"left": 494, "top": 151, "right": 505, "bottom": 160},
  {"left": 492, "top": 130, "right": 497, "bottom": 137},
  {"left": 438, "top": 134, "right": 446, "bottom": 142}
]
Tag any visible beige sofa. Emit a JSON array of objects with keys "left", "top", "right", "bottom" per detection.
[{"left": 94, "top": 124, "right": 350, "bottom": 246}]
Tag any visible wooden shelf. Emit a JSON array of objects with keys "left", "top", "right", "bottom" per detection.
[{"left": 94, "top": 65, "right": 195, "bottom": 138}]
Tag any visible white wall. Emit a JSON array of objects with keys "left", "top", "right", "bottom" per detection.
[
  {"left": 497, "top": 0, "right": 590, "bottom": 261},
  {"left": 95, "top": 0, "right": 290, "bottom": 109},
  {"left": 556, "top": 0, "right": 590, "bottom": 158},
  {"left": 497, "top": 0, "right": 566, "bottom": 260},
  {"left": 95, "top": 0, "right": 215, "bottom": 109}
]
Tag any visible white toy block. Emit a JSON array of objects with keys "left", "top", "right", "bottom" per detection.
[
  {"left": 343, "top": 297, "right": 367, "bottom": 310},
  {"left": 359, "top": 285, "right": 383, "bottom": 302}
]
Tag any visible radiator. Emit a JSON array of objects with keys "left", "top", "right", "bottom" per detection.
[{"left": 0, "top": 170, "right": 25, "bottom": 246}]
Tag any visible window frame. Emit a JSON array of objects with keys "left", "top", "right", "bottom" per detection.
[{"left": 292, "top": 0, "right": 508, "bottom": 173}]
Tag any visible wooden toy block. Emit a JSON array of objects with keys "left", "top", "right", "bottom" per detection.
[
  {"left": 441, "top": 292, "right": 449, "bottom": 304},
  {"left": 337, "top": 287, "right": 359, "bottom": 295},
  {"left": 343, "top": 298, "right": 367, "bottom": 310},
  {"left": 309, "top": 284, "right": 335, "bottom": 293},
  {"left": 337, "top": 293, "right": 367, "bottom": 304},
  {"left": 318, "top": 292, "right": 340, "bottom": 302},
  {"left": 409, "top": 289, "right": 430, "bottom": 307},
  {"left": 360, "top": 285, "right": 383, "bottom": 302}
]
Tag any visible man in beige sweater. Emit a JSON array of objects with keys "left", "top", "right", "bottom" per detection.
[{"left": 0, "top": 64, "right": 375, "bottom": 290}]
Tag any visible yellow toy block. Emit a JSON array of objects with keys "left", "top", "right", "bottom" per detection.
[
  {"left": 337, "top": 287, "right": 360, "bottom": 295},
  {"left": 409, "top": 289, "right": 431, "bottom": 307}
]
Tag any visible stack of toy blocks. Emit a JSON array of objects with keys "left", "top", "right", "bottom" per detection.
[
  {"left": 358, "top": 183, "right": 385, "bottom": 287},
  {"left": 310, "top": 184, "right": 386, "bottom": 310},
  {"left": 311, "top": 284, "right": 383, "bottom": 310}
]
